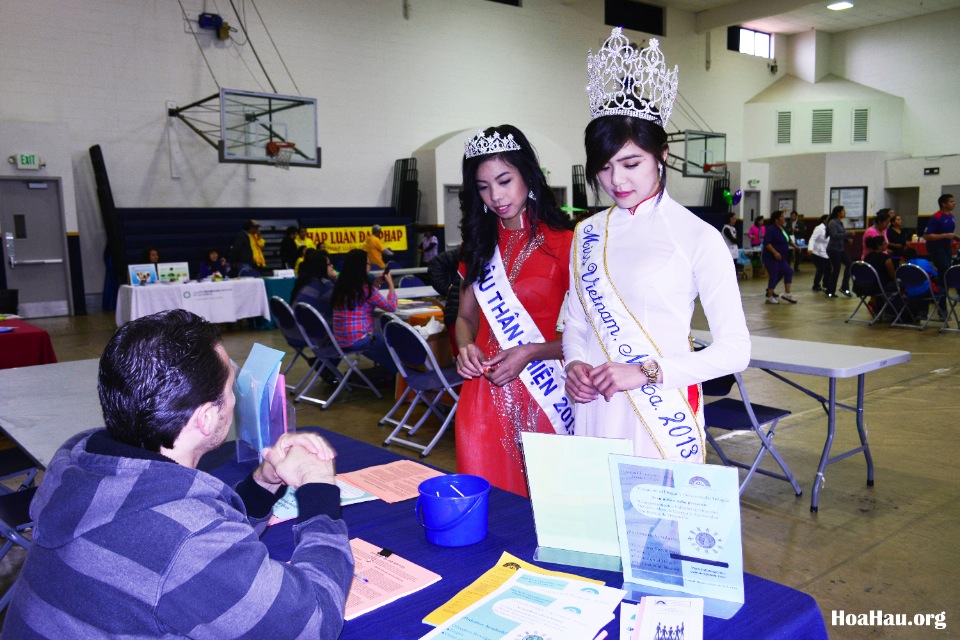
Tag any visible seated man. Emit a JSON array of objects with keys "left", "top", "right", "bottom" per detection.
[{"left": 3, "top": 310, "right": 353, "bottom": 639}]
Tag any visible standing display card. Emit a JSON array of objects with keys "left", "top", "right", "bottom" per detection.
[
  {"left": 608, "top": 455, "right": 744, "bottom": 619},
  {"left": 233, "top": 344, "right": 287, "bottom": 462},
  {"left": 127, "top": 263, "right": 158, "bottom": 286},
  {"left": 521, "top": 432, "right": 632, "bottom": 571},
  {"left": 156, "top": 262, "right": 190, "bottom": 283}
]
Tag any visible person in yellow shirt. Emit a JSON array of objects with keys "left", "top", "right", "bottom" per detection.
[
  {"left": 364, "top": 224, "right": 393, "bottom": 268},
  {"left": 231, "top": 220, "right": 266, "bottom": 272},
  {"left": 296, "top": 226, "right": 317, "bottom": 251}
]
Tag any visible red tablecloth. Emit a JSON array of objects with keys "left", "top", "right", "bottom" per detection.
[
  {"left": 907, "top": 240, "right": 960, "bottom": 257},
  {"left": 0, "top": 319, "right": 58, "bottom": 370}
]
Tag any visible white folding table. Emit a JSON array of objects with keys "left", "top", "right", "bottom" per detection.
[
  {"left": 116, "top": 279, "right": 270, "bottom": 326},
  {"left": 693, "top": 331, "right": 911, "bottom": 511}
]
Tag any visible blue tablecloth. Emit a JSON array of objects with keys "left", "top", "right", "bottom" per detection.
[{"left": 205, "top": 429, "right": 828, "bottom": 639}]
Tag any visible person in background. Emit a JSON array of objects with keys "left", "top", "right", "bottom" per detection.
[
  {"left": 809, "top": 214, "right": 832, "bottom": 292},
  {"left": 2, "top": 310, "right": 352, "bottom": 639},
  {"left": 331, "top": 249, "right": 397, "bottom": 373},
  {"left": 455, "top": 124, "right": 573, "bottom": 497},
  {"left": 902, "top": 246, "right": 943, "bottom": 318},
  {"left": 427, "top": 247, "right": 462, "bottom": 357},
  {"left": 280, "top": 226, "right": 300, "bottom": 269},
  {"left": 294, "top": 245, "right": 315, "bottom": 275},
  {"left": 231, "top": 220, "right": 266, "bottom": 273},
  {"left": 364, "top": 224, "right": 393, "bottom": 269},
  {"left": 564, "top": 29, "right": 750, "bottom": 463},
  {"left": 292, "top": 250, "right": 337, "bottom": 323},
  {"left": 722, "top": 212, "right": 740, "bottom": 268},
  {"left": 885, "top": 212, "right": 908, "bottom": 259},
  {"left": 923, "top": 194, "right": 957, "bottom": 283},
  {"left": 419, "top": 229, "right": 439, "bottom": 264},
  {"left": 762, "top": 210, "right": 798, "bottom": 304},
  {"left": 785, "top": 210, "right": 805, "bottom": 272},
  {"left": 198, "top": 248, "right": 231, "bottom": 279},
  {"left": 748, "top": 216, "right": 765, "bottom": 248},
  {"left": 825, "top": 205, "right": 854, "bottom": 298},
  {"left": 142, "top": 247, "right": 160, "bottom": 265},
  {"left": 861, "top": 208, "right": 891, "bottom": 260},
  {"left": 296, "top": 226, "right": 317, "bottom": 251}
]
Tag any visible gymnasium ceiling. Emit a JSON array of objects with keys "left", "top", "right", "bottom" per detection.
[{"left": 560, "top": 0, "right": 960, "bottom": 34}]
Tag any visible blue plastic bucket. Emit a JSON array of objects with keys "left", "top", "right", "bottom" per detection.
[{"left": 415, "top": 474, "right": 490, "bottom": 547}]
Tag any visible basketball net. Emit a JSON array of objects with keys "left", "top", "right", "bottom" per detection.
[{"left": 266, "top": 141, "right": 296, "bottom": 170}]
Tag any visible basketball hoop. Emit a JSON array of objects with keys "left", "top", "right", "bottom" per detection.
[
  {"left": 703, "top": 162, "right": 727, "bottom": 175},
  {"left": 266, "top": 141, "right": 296, "bottom": 170}
]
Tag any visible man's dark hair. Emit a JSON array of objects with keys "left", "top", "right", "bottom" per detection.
[
  {"left": 98, "top": 310, "right": 228, "bottom": 452},
  {"left": 865, "top": 235, "right": 885, "bottom": 251},
  {"left": 939, "top": 193, "right": 954, "bottom": 208}
]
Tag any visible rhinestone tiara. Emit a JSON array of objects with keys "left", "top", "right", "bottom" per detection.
[
  {"left": 463, "top": 130, "right": 522, "bottom": 159},
  {"left": 587, "top": 27, "right": 679, "bottom": 126}
]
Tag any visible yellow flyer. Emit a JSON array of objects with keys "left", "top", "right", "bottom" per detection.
[{"left": 422, "top": 551, "right": 604, "bottom": 627}]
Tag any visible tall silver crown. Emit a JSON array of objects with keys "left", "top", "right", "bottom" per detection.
[
  {"left": 464, "top": 130, "right": 522, "bottom": 159},
  {"left": 587, "top": 27, "right": 679, "bottom": 126}
]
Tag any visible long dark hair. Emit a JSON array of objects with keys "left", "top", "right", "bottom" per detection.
[
  {"left": 460, "top": 124, "right": 572, "bottom": 285},
  {"left": 331, "top": 249, "right": 372, "bottom": 310},
  {"left": 584, "top": 115, "right": 668, "bottom": 204},
  {"left": 829, "top": 205, "right": 845, "bottom": 221},
  {"left": 291, "top": 250, "right": 331, "bottom": 301}
]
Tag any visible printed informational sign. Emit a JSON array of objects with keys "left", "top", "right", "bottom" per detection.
[
  {"left": 157, "top": 262, "right": 190, "bottom": 283},
  {"left": 303, "top": 225, "right": 408, "bottom": 254}
]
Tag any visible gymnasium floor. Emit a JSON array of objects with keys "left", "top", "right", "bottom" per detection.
[{"left": 3, "top": 268, "right": 958, "bottom": 638}]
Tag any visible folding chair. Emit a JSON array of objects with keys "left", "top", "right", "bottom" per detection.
[
  {"left": 377, "top": 311, "right": 401, "bottom": 336},
  {"left": 846, "top": 261, "right": 900, "bottom": 325},
  {"left": 293, "top": 302, "right": 382, "bottom": 408},
  {"left": 380, "top": 320, "right": 463, "bottom": 457},
  {"left": 268, "top": 296, "right": 314, "bottom": 393},
  {"left": 892, "top": 263, "right": 945, "bottom": 331},
  {"left": 0, "top": 486, "right": 38, "bottom": 611},
  {"left": 0, "top": 447, "right": 40, "bottom": 495},
  {"left": 702, "top": 373, "right": 803, "bottom": 497},
  {"left": 237, "top": 267, "right": 261, "bottom": 278},
  {"left": 398, "top": 275, "right": 425, "bottom": 287},
  {"left": 940, "top": 265, "right": 960, "bottom": 333},
  {"left": 385, "top": 260, "right": 402, "bottom": 272}
]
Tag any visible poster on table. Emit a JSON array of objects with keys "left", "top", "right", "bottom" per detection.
[
  {"left": 127, "top": 263, "right": 158, "bottom": 286},
  {"left": 608, "top": 454, "right": 744, "bottom": 619},
  {"left": 156, "top": 262, "right": 190, "bottom": 283}
]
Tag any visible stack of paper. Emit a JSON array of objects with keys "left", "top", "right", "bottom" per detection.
[
  {"left": 420, "top": 569, "right": 624, "bottom": 640},
  {"left": 338, "top": 460, "right": 444, "bottom": 503},
  {"left": 267, "top": 477, "right": 377, "bottom": 525}
]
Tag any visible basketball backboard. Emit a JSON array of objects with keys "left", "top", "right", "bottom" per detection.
[
  {"left": 683, "top": 130, "right": 726, "bottom": 178},
  {"left": 219, "top": 88, "right": 320, "bottom": 168}
]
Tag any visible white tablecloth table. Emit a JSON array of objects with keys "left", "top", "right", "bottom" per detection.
[{"left": 116, "top": 279, "right": 270, "bottom": 326}]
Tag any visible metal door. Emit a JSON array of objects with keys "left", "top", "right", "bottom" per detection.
[{"left": 0, "top": 178, "right": 71, "bottom": 317}]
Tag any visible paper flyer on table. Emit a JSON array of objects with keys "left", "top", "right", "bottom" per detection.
[
  {"left": 338, "top": 459, "right": 444, "bottom": 503},
  {"left": 345, "top": 538, "right": 441, "bottom": 620},
  {"left": 423, "top": 551, "right": 605, "bottom": 627},
  {"left": 621, "top": 601, "right": 640, "bottom": 639},
  {"left": 420, "top": 569, "right": 621, "bottom": 640},
  {"left": 608, "top": 455, "right": 744, "bottom": 611},
  {"left": 268, "top": 478, "right": 377, "bottom": 525},
  {"left": 633, "top": 597, "right": 704, "bottom": 640}
]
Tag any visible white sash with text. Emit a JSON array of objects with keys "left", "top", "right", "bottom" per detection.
[
  {"left": 572, "top": 211, "right": 704, "bottom": 462},
  {"left": 473, "top": 248, "right": 574, "bottom": 435}
]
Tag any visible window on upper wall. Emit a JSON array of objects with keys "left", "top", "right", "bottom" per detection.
[
  {"left": 852, "top": 108, "right": 869, "bottom": 143},
  {"left": 777, "top": 111, "right": 792, "bottom": 144},
  {"left": 727, "top": 26, "right": 774, "bottom": 59}
]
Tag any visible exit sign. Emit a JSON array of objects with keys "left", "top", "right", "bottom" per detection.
[{"left": 13, "top": 153, "right": 44, "bottom": 170}]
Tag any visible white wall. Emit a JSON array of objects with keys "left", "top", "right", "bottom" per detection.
[{"left": 0, "top": 0, "right": 956, "bottom": 305}]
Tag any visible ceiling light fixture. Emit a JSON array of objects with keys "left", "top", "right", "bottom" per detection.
[{"left": 827, "top": 1, "right": 854, "bottom": 9}]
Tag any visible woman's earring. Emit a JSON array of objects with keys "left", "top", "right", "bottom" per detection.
[
  {"left": 528, "top": 190, "right": 537, "bottom": 201},
  {"left": 483, "top": 204, "right": 488, "bottom": 213}
]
